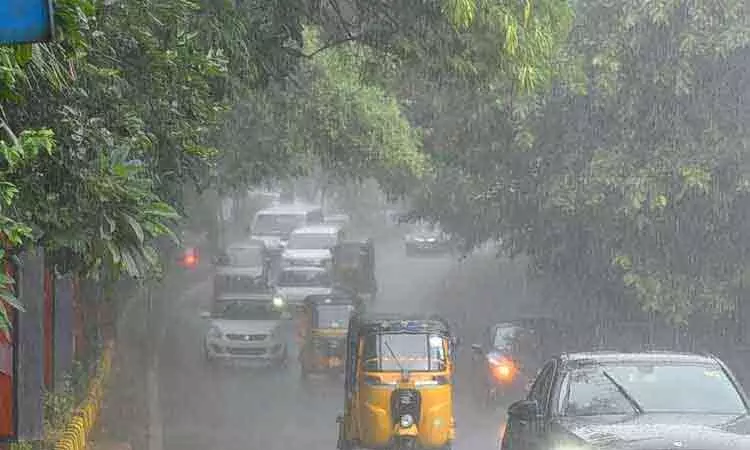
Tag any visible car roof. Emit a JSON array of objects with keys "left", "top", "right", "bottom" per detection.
[
  {"left": 280, "top": 265, "right": 327, "bottom": 273},
  {"left": 291, "top": 224, "right": 341, "bottom": 235},
  {"left": 560, "top": 351, "right": 719, "bottom": 367},
  {"left": 256, "top": 204, "right": 320, "bottom": 215},
  {"left": 215, "top": 293, "right": 274, "bottom": 302}
]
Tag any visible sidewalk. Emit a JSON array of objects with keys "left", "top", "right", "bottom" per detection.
[{"left": 89, "top": 261, "right": 211, "bottom": 450}]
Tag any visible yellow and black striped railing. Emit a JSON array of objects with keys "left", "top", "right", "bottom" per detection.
[{"left": 53, "top": 340, "right": 115, "bottom": 450}]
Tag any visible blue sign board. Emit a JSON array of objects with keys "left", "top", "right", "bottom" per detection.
[{"left": 0, "top": 0, "right": 54, "bottom": 45}]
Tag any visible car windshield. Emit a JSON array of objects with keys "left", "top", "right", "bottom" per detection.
[
  {"left": 362, "top": 333, "right": 447, "bottom": 372},
  {"left": 314, "top": 304, "right": 354, "bottom": 329},
  {"left": 493, "top": 325, "right": 524, "bottom": 349},
  {"left": 287, "top": 233, "right": 337, "bottom": 250},
  {"left": 277, "top": 269, "right": 331, "bottom": 287},
  {"left": 224, "top": 246, "right": 264, "bottom": 266},
  {"left": 212, "top": 301, "right": 282, "bottom": 321},
  {"left": 253, "top": 213, "right": 305, "bottom": 236},
  {"left": 215, "top": 274, "right": 266, "bottom": 293},
  {"left": 563, "top": 363, "right": 747, "bottom": 416}
]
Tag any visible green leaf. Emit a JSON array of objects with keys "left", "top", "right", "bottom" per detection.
[{"left": 123, "top": 213, "right": 144, "bottom": 244}]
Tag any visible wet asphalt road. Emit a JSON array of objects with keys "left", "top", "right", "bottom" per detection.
[{"left": 157, "top": 238, "right": 511, "bottom": 450}]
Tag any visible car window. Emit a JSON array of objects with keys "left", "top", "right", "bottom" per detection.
[
  {"left": 277, "top": 269, "right": 331, "bottom": 287},
  {"left": 493, "top": 325, "right": 524, "bottom": 350},
  {"left": 224, "top": 246, "right": 264, "bottom": 266},
  {"left": 561, "top": 362, "right": 747, "bottom": 416},
  {"left": 212, "top": 301, "right": 282, "bottom": 320},
  {"left": 529, "top": 361, "right": 555, "bottom": 410},
  {"left": 253, "top": 213, "right": 305, "bottom": 236},
  {"left": 287, "top": 233, "right": 338, "bottom": 249}
]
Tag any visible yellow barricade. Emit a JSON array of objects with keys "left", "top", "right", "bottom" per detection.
[{"left": 53, "top": 340, "right": 115, "bottom": 450}]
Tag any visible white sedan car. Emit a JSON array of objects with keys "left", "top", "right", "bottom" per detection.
[{"left": 202, "top": 294, "right": 288, "bottom": 367}]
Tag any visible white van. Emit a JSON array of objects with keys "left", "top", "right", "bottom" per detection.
[{"left": 250, "top": 204, "right": 324, "bottom": 256}]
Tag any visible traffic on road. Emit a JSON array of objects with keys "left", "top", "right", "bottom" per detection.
[{"left": 159, "top": 200, "right": 750, "bottom": 450}]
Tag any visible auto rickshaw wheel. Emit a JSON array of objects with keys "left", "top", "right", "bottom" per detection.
[{"left": 336, "top": 423, "right": 351, "bottom": 450}]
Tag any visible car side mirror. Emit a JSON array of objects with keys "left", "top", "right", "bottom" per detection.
[
  {"left": 471, "top": 344, "right": 483, "bottom": 354},
  {"left": 200, "top": 311, "right": 212, "bottom": 319},
  {"left": 507, "top": 399, "right": 540, "bottom": 421}
]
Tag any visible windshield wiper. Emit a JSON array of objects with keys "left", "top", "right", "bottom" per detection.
[
  {"left": 601, "top": 370, "right": 644, "bottom": 415},
  {"left": 383, "top": 339, "right": 408, "bottom": 377}
]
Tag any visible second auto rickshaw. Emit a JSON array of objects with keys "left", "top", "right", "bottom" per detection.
[
  {"left": 298, "top": 291, "right": 363, "bottom": 379},
  {"left": 337, "top": 313, "right": 456, "bottom": 450},
  {"left": 332, "top": 239, "right": 377, "bottom": 303}
]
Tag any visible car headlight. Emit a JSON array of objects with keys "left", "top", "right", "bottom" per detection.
[
  {"left": 208, "top": 325, "right": 222, "bottom": 339},
  {"left": 272, "top": 295, "right": 285, "bottom": 308},
  {"left": 399, "top": 414, "right": 414, "bottom": 428}
]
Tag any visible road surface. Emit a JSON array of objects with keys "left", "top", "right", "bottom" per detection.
[{"left": 157, "top": 238, "right": 515, "bottom": 450}]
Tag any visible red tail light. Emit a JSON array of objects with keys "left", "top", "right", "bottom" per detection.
[{"left": 180, "top": 248, "right": 199, "bottom": 268}]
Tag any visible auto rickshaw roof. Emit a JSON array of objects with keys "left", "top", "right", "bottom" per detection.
[{"left": 352, "top": 313, "right": 451, "bottom": 336}]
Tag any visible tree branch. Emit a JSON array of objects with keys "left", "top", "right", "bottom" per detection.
[
  {"left": 0, "top": 119, "right": 19, "bottom": 148},
  {"left": 285, "top": 35, "right": 360, "bottom": 59}
]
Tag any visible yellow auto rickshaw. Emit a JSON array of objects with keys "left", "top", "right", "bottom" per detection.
[
  {"left": 337, "top": 313, "right": 457, "bottom": 450},
  {"left": 298, "top": 291, "right": 363, "bottom": 380}
]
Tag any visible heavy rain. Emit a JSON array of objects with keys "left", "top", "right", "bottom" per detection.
[{"left": 2, "top": 1, "right": 750, "bottom": 450}]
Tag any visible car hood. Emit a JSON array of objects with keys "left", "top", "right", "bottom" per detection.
[
  {"left": 250, "top": 235, "right": 287, "bottom": 248},
  {"left": 209, "top": 319, "right": 280, "bottom": 335},
  {"left": 275, "top": 286, "right": 333, "bottom": 302},
  {"left": 282, "top": 249, "right": 332, "bottom": 260},
  {"left": 215, "top": 266, "right": 263, "bottom": 277},
  {"left": 558, "top": 413, "right": 750, "bottom": 449},
  {"left": 406, "top": 232, "right": 442, "bottom": 240}
]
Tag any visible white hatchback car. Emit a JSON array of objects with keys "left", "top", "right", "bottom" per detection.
[{"left": 201, "top": 294, "right": 288, "bottom": 367}]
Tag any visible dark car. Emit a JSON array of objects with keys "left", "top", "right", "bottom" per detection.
[
  {"left": 471, "top": 318, "right": 568, "bottom": 407},
  {"left": 500, "top": 351, "right": 750, "bottom": 450}
]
